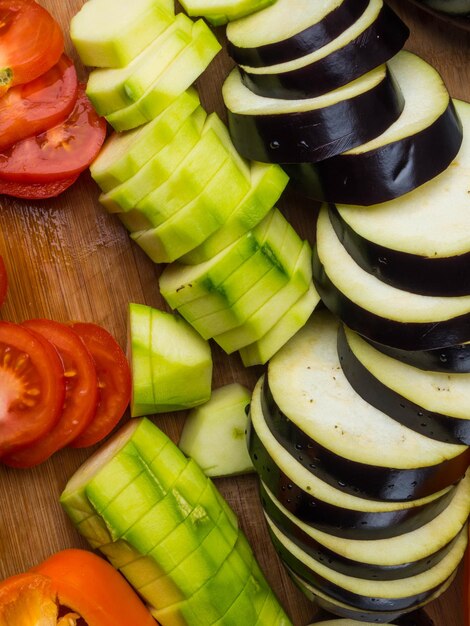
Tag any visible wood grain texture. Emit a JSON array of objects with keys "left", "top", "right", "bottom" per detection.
[{"left": 0, "top": 1, "right": 468, "bottom": 624}]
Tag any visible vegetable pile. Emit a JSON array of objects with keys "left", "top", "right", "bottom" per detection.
[{"left": 0, "top": 0, "right": 106, "bottom": 199}]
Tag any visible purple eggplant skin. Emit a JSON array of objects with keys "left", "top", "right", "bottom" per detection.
[
  {"left": 261, "top": 374, "right": 470, "bottom": 498},
  {"left": 227, "top": 0, "right": 369, "bottom": 67},
  {"left": 366, "top": 339, "right": 470, "bottom": 374},
  {"left": 285, "top": 99, "right": 463, "bottom": 204},
  {"left": 311, "top": 246, "right": 470, "bottom": 352},
  {"left": 247, "top": 416, "right": 457, "bottom": 540},
  {"left": 337, "top": 326, "right": 470, "bottom": 446},
  {"left": 269, "top": 527, "right": 462, "bottom": 612},
  {"left": 328, "top": 202, "right": 470, "bottom": 297},
  {"left": 260, "top": 482, "right": 459, "bottom": 582},
  {"left": 226, "top": 68, "right": 404, "bottom": 164},
  {"left": 240, "top": 3, "right": 409, "bottom": 100}
]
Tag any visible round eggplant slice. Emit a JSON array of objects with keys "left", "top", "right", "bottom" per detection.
[
  {"left": 339, "top": 326, "right": 470, "bottom": 445},
  {"left": 285, "top": 53, "right": 463, "bottom": 204},
  {"left": 365, "top": 340, "right": 470, "bottom": 374},
  {"left": 239, "top": 0, "right": 409, "bottom": 100},
  {"left": 267, "top": 517, "right": 467, "bottom": 612},
  {"left": 313, "top": 207, "right": 470, "bottom": 351},
  {"left": 249, "top": 378, "right": 456, "bottom": 540},
  {"left": 263, "top": 310, "right": 468, "bottom": 499},
  {"left": 223, "top": 64, "right": 404, "bottom": 164},
  {"left": 260, "top": 471, "right": 470, "bottom": 581},
  {"left": 291, "top": 568, "right": 456, "bottom": 623},
  {"left": 226, "top": 0, "right": 369, "bottom": 67}
]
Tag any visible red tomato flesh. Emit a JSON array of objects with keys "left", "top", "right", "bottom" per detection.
[
  {"left": 0, "top": 255, "right": 7, "bottom": 306},
  {"left": 0, "top": 85, "right": 107, "bottom": 182},
  {"left": 0, "top": 322, "right": 65, "bottom": 458},
  {"left": 0, "top": 174, "right": 79, "bottom": 199},
  {"left": 3, "top": 320, "right": 99, "bottom": 468},
  {"left": 68, "top": 323, "right": 131, "bottom": 448},
  {"left": 0, "top": 0, "right": 64, "bottom": 94},
  {"left": 0, "top": 53, "right": 78, "bottom": 152}
]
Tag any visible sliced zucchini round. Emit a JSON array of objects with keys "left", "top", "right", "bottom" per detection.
[
  {"left": 223, "top": 63, "right": 404, "bottom": 163},
  {"left": 249, "top": 378, "right": 456, "bottom": 540},
  {"left": 239, "top": 0, "right": 408, "bottom": 99},
  {"left": 313, "top": 206, "right": 470, "bottom": 351},
  {"left": 285, "top": 53, "right": 463, "bottom": 205},
  {"left": 263, "top": 310, "right": 468, "bottom": 497},
  {"left": 226, "top": 0, "right": 369, "bottom": 67}
]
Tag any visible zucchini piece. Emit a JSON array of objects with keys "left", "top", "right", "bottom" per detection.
[
  {"left": 226, "top": 0, "right": 368, "bottom": 67},
  {"left": 249, "top": 378, "right": 456, "bottom": 540},
  {"left": 179, "top": 383, "right": 253, "bottom": 477},
  {"left": 420, "top": 0, "right": 470, "bottom": 14},
  {"left": 240, "top": 0, "right": 408, "bottom": 99},
  {"left": 70, "top": 0, "right": 174, "bottom": 68},
  {"left": 340, "top": 325, "right": 470, "bottom": 445},
  {"left": 90, "top": 89, "right": 201, "bottom": 193},
  {"left": 223, "top": 63, "right": 404, "bottom": 163},
  {"left": 263, "top": 310, "right": 468, "bottom": 497},
  {"left": 239, "top": 282, "right": 319, "bottom": 367},
  {"left": 313, "top": 206, "right": 470, "bottom": 350},
  {"left": 128, "top": 303, "right": 154, "bottom": 416},
  {"left": 179, "top": 0, "right": 276, "bottom": 25},
  {"left": 286, "top": 55, "right": 463, "bottom": 206}
]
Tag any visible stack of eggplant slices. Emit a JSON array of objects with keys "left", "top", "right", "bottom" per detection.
[{"left": 222, "top": 0, "right": 470, "bottom": 622}]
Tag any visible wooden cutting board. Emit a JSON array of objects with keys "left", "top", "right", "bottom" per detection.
[{"left": 0, "top": 1, "right": 468, "bottom": 624}]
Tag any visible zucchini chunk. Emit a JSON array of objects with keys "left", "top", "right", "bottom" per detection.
[
  {"left": 285, "top": 54, "right": 463, "bottom": 205},
  {"left": 263, "top": 310, "right": 468, "bottom": 499},
  {"left": 222, "top": 63, "right": 404, "bottom": 163},
  {"left": 313, "top": 206, "right": 470, "bottom": 351},
  {"left": 420, "top": 0, "right": 470, "bottom": 14},
  {"left": 239, "top": 0, "right": 408, "bottom": 99},
  {"left": 261, "top": 471, "right": 470, "bottom": 580},
  {"left": 226, "top": 0, "right": 369, "bottom": 67},
  {"left": 339, "top": 326, "right": 470, "bottom": 445},
  {"left": 249, "top": 378, "right": 456, "bottom": 540},
  {"left": 179, "top": 0, "right": 276, "bottom": 26},
  {"left": 267, "top": 516, "right": 467, "bottom": 611}
]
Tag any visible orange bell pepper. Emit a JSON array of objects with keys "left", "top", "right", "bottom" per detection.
[{"left": 0, "top": 572, "right": 60, "bottom": 625}]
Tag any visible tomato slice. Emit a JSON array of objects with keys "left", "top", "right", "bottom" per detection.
[
  {"left": 2, "top": 320, "right": 99, "bottom": 468},
  {"left": 0, "top": 174, "right": 79, "bottom": 199},
  {"left": 0, "top": 85, "right": 107, "bottom": 182},
  {"left": 0, "top": 255, "right": 7, "bottom": 306},
  {"left": 0, "top": 0, "right": 64, "bottom": 95},
  {"left": 0, "top": 54, "right": 78, "bottom": 152},
  {"left": 0, "top": 322, "right": 65, "bottom": 458},
  {"left": 68, "top": 323, "right": 131, "bottom": 448}
]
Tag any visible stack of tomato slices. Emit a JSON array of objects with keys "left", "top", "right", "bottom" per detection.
[
  {"left": 0, "top": 0, "right": 106, "bottom": 199},
  {"left": 0, "top": 318, "right": 131, "bottom": 468}
]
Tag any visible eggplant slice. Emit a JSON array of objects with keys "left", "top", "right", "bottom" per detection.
[
  {"left": 285, "top": 53, "right": 463, "bottom": 204},
  {"left": 260, "top": 469, "right": 470, "bottom": 581},
  {"left": 223, "top": 63, "right": 404, "bottom": 163},
  {"left": 249, "top": 378, "right": 456, "bottom": 540},
  {"left": 365, "top": 340, "right": 470, "bottom": 374},
  {"left": 313, "top": 206, "right": 470, "bottom": 351},
  {"left": 267, "top": 517, "right": 467, "bottom": 612},
  {"left": 263, "top": 310, "right": 468, "bottom": 499},
  {"left": 226, "top": 0, "right": 369, "bottom": 67},
  {"left": 239, "top": 0, "right": 409, "bottom": 99},
  {"left": 339, "top": 326, "right": 470, "bottom": 445}
]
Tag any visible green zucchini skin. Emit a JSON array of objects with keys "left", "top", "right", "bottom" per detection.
[
  {"left": 312, "top": 244, "right": 470, "bottom": 351},
  {"left": 260, "top": 483, "right": 459, "bottom": 581},
  {"left": 261, "top": 375, "right": 470, "bottom": 498},
  {"left": 247, "top": 419, "right": 457, "bottom": 540},
  {"left": 225, "top": 67, "right": 404, "bottom": 163},
  {"left": 284, "top": 99, "right": 462, "bottom": 205},
  {"left": 327, "top": 203, "right": 470, "bottom": 297},
  {"left": 227, "top": 0, "right": 369, "bottom": 67},
  {"left": 240, "top": 4, "right": 409, "bottom": 99}
]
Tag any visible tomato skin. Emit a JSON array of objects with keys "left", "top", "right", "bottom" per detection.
[
  {"left": 0, "top": 0, "right": 64, "bottom": 94},
  {"left": 0, "top": 322, "right": 65, "bottom": 459},
  {"left": 2, "top": 320, "right": 99, "bottom": 468},
  {"left": 0, "top": 174, "right": 79, "bottom": 199},
  {"left": 0, "top": 255, "right": 7, "bottom": 306},
  {"left": 0, "top": 572, "right": 58, "bottom": 623},
  {"left": 0, "top": 85, "right": 107, "bottom": 182},
  {"left": 68, "top": 323, "right": 131, "bottom": 448},
  {"left": 0, "top": 54, "right": 78, "bottom": 152}
]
